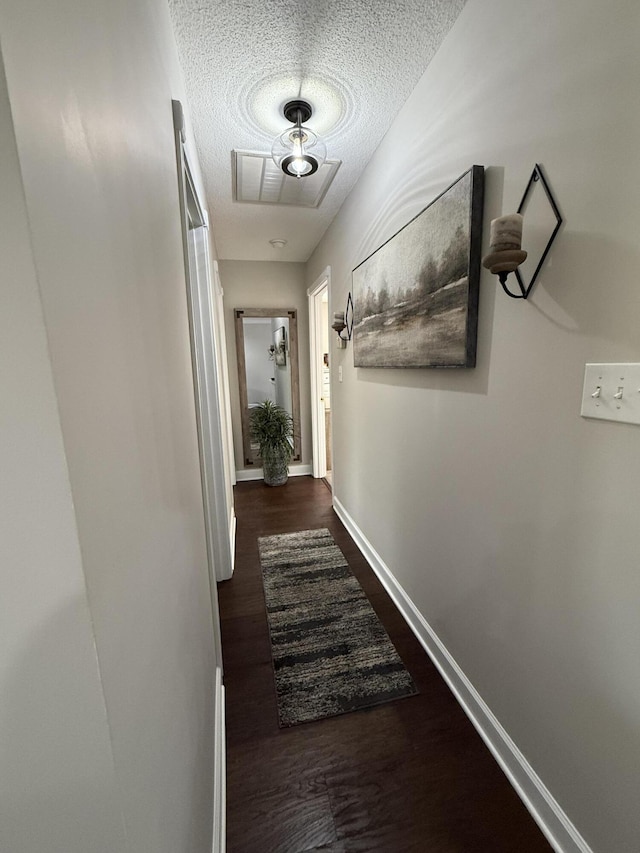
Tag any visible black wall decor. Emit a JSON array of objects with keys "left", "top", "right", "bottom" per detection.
[{"left": 511, "top": 164, "right": 563, "bottom": 299}]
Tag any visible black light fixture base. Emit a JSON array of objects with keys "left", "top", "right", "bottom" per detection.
[{"left": 283, "top": 99, "right": 313, "bottom": 124}]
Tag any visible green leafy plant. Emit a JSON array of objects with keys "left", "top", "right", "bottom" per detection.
[{"left": 249, "top": 400, "right": 294, "bottom": 486}]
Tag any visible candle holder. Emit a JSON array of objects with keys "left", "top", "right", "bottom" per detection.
[
  {"left": 483, "top": 213, "right": 528, "bottom": 298},
  {"left": 483, "top": 164, "right": 562, "bottom": 300},
  {"left": 513, "top": 164, "right": 562, "bottom": 299},
  {"left": 332, "top": 292, "right": 354, "bottom": 348},
  {"left": 332, "top": 312, "right": 347, "bottom": 348},
  {"left": 483, "top": 247, "right": 528, "bottom": 295}
]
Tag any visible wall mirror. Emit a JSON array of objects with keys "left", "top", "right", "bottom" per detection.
[{"left": 234, "top": 308, "right": 301, "bottom": 467}]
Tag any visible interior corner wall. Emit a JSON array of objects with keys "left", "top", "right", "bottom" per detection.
[
  {"left": 306, "top": 1, "right": 640, "bottom": 850},
  {"left": 218, "top": 260, "right": 311, "bottom": 473},
  {"left": 0, "top": 1, "right": 219, "bottom": 851}
]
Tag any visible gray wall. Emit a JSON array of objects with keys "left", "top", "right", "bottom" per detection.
[
  {"left": 219, "top": 260, "right": 311, "bottom": 473},
  {"left": 307, "top": 0, "right": 640, "bottom": 850},
  {"left": 0, "top": 0, "right": 219, "bottom": 850}
]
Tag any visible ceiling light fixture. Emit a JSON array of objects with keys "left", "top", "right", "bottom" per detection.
[
  {"left": 269, "top": 238, "right": 287, "bottom": 249},
  {"left": 271, "top": 100, "right": 326, "bottom": 179}
]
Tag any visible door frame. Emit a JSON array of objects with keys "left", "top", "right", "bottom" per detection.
[
  {"left": 173, "top": 98, "right": 228, "bottom": 853},
  {"left": 308, "top": 267, "right": 331, "bottom": 479},
  {"left": 173, "top": 99, "right": 234, "bottom": 593},
  {"left": 212, "top": 260, "right": 236, "bottom": 487}
]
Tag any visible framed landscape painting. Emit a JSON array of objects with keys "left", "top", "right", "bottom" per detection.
[{"left": 352, "top": 166, "right": 484, "bottom": 368}]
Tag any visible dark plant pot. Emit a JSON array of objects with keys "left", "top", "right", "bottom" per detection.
[{"left": 262, "top": 448, "right": 290, "bottom": 487}]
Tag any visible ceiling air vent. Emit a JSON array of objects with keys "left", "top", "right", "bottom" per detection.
[{"left": 233, "top": 150, "right": 340, "bottom": 208}]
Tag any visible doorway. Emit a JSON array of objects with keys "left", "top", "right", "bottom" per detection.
[{"left": 308, "top": 268, "right": 332, "bottom": 483}]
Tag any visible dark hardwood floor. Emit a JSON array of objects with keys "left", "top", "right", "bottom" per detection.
[{"left": 219, "top": 477, "right": 552, "bottom": 853}]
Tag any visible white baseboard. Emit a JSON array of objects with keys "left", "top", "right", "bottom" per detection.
[
  {"left": 234, "top": 469, "right": 261, "bottom": 482},
  {"left": 228, "top": 512, "right": 236, "bottom": 577},
  {"left": 212, "top": 667, "right": 226, "bottom": 853},
  {"left": 235, "top": 463, "right": 312, "bottom": 482},
  {"left": 332, "top": 496, "right": 592, "bottom": 853},
  {"left": 290, "top": 463, "right": 313, "bottom": 477}
]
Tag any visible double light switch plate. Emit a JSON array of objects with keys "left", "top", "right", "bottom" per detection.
[{"left": 581, "top": 363, "right": 640, "bottom": 425}]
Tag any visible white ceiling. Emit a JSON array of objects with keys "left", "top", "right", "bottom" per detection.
[{"left": 168, "top": 0, "right": 466, "bottom": 262}]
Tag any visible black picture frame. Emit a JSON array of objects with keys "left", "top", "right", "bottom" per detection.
[{"left": 352, "top": 165, "right": 484, "bottom": 368}]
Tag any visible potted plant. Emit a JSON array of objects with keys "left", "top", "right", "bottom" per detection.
[{"left": 249, "top": 400, "right": 294, "bottom": 486}]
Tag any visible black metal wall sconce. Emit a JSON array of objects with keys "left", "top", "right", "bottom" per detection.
[
  {"left": 332, "top": 292, "right": 354, "bottom": 349},
  {"left": 482, "top": 164, "right": 562, "bottom": 299}
]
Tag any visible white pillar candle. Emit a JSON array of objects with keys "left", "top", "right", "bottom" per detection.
[{"left": 489, "top": 213, "right": 523, "bottom": 252}]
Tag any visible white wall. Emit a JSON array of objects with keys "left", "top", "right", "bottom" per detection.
[
  {"left": 219, "top": 260, "right": 311, "bottom": 472},
  {"left": 0, "top": 0, "right": 220, "bottom": 850},
  {"left": 0, "top": 48, "right": 126, "bottom": 853},
  {"left": 307, "top": 1, "right": 640, "bottom": 850}
]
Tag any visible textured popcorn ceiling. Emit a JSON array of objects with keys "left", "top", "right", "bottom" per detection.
[{"left": 169, "top": 0, "right": 466, "bottom": 261}]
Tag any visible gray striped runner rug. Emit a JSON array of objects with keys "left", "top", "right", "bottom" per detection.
[{"left": 258, "top": 527, "right": 418, "bottom": 727}]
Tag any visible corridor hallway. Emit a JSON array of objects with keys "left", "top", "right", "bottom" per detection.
[{"left": 219, "top": 478, "right": 551, "bottom": 853}]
